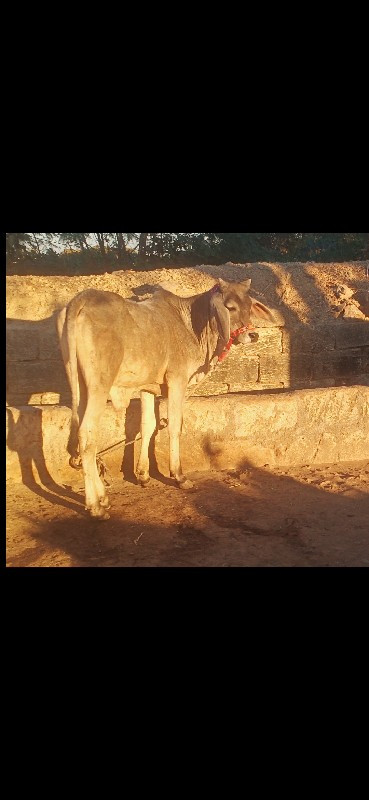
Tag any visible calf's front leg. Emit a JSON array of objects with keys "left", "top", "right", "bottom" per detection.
[
  {"left": 167, "top": 381, "right": 194, "bottom": 490},
  {"left": 136, "top": 391, "right": 156, "bottom": 486}
]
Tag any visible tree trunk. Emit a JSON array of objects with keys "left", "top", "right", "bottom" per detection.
[
  {"left": 139, "top": 233, "right": 148, "bottom": 257},
  {"left": 150, "top": 233, "right": 158, "bottom": 255},
  {"left": 32, "top": 233, "right": 41, "bottom": 256},
  {"left": 116, "top": 233, "right": 126, "bottom": 259},
  {"left": 159, "top": 233, "right": 164, "bottom": 257},
  {"left": 95, "top": 233, "right": 106, "bottom": 256}
]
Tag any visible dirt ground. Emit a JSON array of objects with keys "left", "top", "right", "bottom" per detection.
[{"left": 6, "top": 460, "right": 369, "bottom": 567}]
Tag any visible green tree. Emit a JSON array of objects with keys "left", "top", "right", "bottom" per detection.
[
  {"left": 6, "top": 233, "right": 32, "bottom": 258},
  {"left": 7, "top": 231, "right": 369, "bottom": 265},
  {"left": 57, "top": 233, "right": 91, "bottom": 253}
]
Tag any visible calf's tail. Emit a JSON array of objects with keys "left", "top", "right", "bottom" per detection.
[{"left": 64, "top": 294, "right": 87, "bottom": 461}]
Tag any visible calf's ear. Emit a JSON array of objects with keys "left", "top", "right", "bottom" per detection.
[
  {"left": 217, "top": 278, "right": 228, "bottom": 292},
  {"left": 210, "top": 291, "right": 230, "bottom": 342},
  {"left": 250, "top": 298, "right": 276, "bottom": 323}
]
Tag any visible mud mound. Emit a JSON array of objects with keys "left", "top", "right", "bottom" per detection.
[{"left": 6, "top": 261, "right": 369, "bottom": 325}]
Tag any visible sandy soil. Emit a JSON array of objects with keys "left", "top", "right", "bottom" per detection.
[
  {"left": 6, "top": 260, "right": 369, "bottom": 325},
  {"left": 6, "top": 460, "right": 369, "bottom": 568}
]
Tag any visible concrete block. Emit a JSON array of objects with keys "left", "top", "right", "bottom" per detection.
[
  {"left": 7, "top": 326, "right": 39, "bottom": 361},
  {"left": 193, "top": 350, "right": 259, "bottom": 396},
  {"left": 247, "top": 327, "right": 283, "bottom": 354},
  {"left": 192, "top": 383, "right": 232, "bottom": 397},
  {"left": 335, "top": 320, "right": 369, "bottom": 349},
  {"left": 6, "top": 360, "right": 69, "bottom": 405},
  {"left": 6, "top": 403, "right": 127, "bottom": 484},
  {"left": 313, "top": 350, "right": 364, "bottom": 380},
  {"left": 283, "top": 324, "right": 336, "bottom": 354},
  {"left": 259, "top": 354, "right": 291, "bottom": 388},
  {"left": 39, "top": 326, "right": 61, "bottom": 360}
]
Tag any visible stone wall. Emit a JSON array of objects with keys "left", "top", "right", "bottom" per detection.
[
  {"left": 6, "top": 314, "right": 369, "bottom": 405},
  {"left": 6, "top": 386, "right": 369, "bottom": 484},
  {"left": 194, "top": 319, "right": 369, "bottom": 395},
  {"left": 6, "top": 264, "right": 369, "bottom": 485},
  {"left": 6, "top": 315, "right": 70, "bottom": 406},
  {"left": 6, "top": 264, "right": 369, "bottom": 405}
]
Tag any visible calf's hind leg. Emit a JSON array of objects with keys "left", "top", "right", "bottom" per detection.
[{"left": 79, "top": 389, "right": 110, "bottom": 520}]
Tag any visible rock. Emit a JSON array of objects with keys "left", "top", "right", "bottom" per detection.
[
  {"left": 340, "top": 304, "right": 366, "bottom": 319},
  {"left": 352, "top": 290, "right": 369, "bottom": 317},
  {"left": 334, "top": 284, "right": 354, "bottom": 301}
]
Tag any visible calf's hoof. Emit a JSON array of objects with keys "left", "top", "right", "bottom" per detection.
[
  {"left": 137, "top": 474, "right": 150, "bottom": 488},
  {"left": 93, "top": 509, "right": 111, "bottom": 521},
  {"left": 87, "top": 503, "right": 111, "bottom": 521},
  {"left": 177, "top": 477, "right": 194, "bottom": 491},
  {"left": 99, "top": 496, "right": 111, "bottom": 509}
]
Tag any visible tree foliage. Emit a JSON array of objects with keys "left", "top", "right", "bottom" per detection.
[{"left": 6, "top": 232, "right": 369, "bottom": 264}]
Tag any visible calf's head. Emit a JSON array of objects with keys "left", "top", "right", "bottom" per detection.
[{"left": 210, "top": 278, "right": 275, "bottom": 345}]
